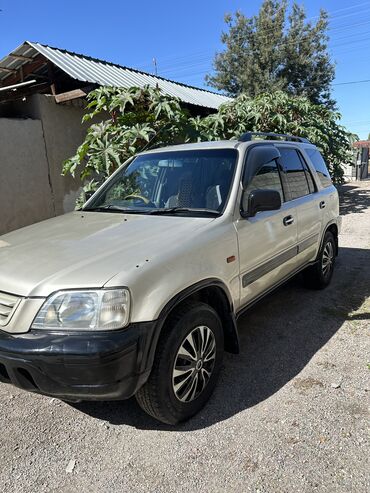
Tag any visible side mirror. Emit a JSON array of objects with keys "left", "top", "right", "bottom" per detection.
[{"left": 241, "top": 189, "right": 282, "bottom": 218}]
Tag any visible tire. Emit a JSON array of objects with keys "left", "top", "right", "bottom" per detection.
[
  {"left": 135, "top": 301, "right": 224, "bottom": 425},
  {"left": 302, "top": 231, "right": 336, "bottom": 290}
]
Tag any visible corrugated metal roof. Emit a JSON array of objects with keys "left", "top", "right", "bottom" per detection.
[
  {"left": 0, "top": 41, "right": 232, "bottom": 109},
  {"left": 353, "top": 140, "right": 370, "bottom": 148},
  {"left": 0, "top": 42, "right": 39, "bottom": 80}
]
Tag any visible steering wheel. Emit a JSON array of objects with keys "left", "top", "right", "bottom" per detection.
[{"left": 124, "top": 194, "right": 155, "bottom": 207}]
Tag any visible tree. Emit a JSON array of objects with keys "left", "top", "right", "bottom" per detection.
[
  {"left": 63, "top": 86, "right": 353, "bottom": 202},
  {"left": 195, "top": 91, "right": 352, "bottom": 181},
  {"left": 206, "top": 0, "right": 335, "bottom": 107},
  {"left": 282, "top": 4, "right": 334, "bottom": 107},
  {"left": 63, "top": 85, "right": 192, "bottom": 183}
]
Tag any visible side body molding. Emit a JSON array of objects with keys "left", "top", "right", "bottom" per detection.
[{"left": 242, "top": 233, "right": 319, "bottom": 288}]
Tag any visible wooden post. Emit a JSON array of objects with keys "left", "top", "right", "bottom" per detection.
[{"left": 47, "top": 61, "right": 56, "bottom": 96}]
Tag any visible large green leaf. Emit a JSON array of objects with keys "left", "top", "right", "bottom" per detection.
[{"left": 64, "top": 86, "right": 354, "bottom": 198}]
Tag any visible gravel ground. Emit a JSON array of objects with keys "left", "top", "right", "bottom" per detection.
[{"left": 0, "top": 182, "right": 369, "bottom": 493}]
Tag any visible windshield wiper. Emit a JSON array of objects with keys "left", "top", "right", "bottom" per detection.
[
  {"left": 83, "top": 205, "right": 221, "bottom": 217},
  {"left": 148, "top": 207, "right": 221, "bottom": 217},
  {"left": 83, "top": 205, "right": 148, "bottom": 214}
]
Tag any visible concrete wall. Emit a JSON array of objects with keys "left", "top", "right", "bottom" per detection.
[
  {"left": 33, "top": 95, "right": 88, "bottom": 215},
  {"left": 0, "top": 94, "right": 91, "bottom": 234},
  {"left": 0, "top": 118, "right": 55, "bottom": 235}
]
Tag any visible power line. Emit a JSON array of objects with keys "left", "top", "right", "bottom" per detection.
[
  {"left": 152, "top": 17, "right": 370, "bottom": 76},
  {"left": 152, "top": 23, "right": 370, "bottom": 80},
  {"left": 136, "top": 2, "right": 370, "bottom": 73},
  {"left": 129, "top": 2, "right": 370, "bottom": 91},
  {"left": 330, "top": 31, "right": 370, "bottom": 48},
  {"left": 154, "top": 28, "right": 370, "bottom": 77},
  {"left": 333, "top": 78, "right": 370, "bottom": 86},
  {"left": 329, "top": 6, "right": 370, "bottom": 24},
  {"left": 341, "top": 119, "right": 370, "bottom": 124},
  {"left": 149, "top": 22, "right": 370, "bottom": 73},
  {"left": 324, "top": 1, "right": 370, "bottom": 19},
  {"left": 329, "top": 17, "right": 370, "bottom": 33}
]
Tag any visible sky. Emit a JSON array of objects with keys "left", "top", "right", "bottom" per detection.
[{"left": 1, "top": 0, "right": 370, "bottom": 138}]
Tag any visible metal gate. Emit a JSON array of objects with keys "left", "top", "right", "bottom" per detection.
[{"left": 353, "top": 142, "right": 370, "bottom": 180}]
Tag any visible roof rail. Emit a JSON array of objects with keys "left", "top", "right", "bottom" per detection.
[{"left": 239, "top": 132, "right": 311, "bottom": 144}]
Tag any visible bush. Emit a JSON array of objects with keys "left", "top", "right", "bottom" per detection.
[{"left": 63, "top": 86, "right": 354, "bottom": 199}]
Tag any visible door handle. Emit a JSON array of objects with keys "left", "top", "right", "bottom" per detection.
[
  {"left": 283, "top": 215, "right": 294, "bottom": 226},
  {"left": 319, "top": 201, "right": 326, "bottom": 209}
]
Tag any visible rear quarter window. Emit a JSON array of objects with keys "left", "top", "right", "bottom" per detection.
[{"left": 306, "top": 149, "right": 332, "bottom": 188}]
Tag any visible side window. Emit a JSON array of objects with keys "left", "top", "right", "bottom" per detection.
[
  {"left": 298, "top": 152, "right": 316, "bottom": 193},
  {"left": 306, "top": 149, "right": 332, "bottom": 188},
  {"left": 278, "top": 148, "right": 310, "bottom": 200},
  {"left": 245, "top": 159, "right": 283, "bottom": 200}
]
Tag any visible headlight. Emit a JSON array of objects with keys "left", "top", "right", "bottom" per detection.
[{"left": 32, "top": 289, "right": 130, "bottom": 331}]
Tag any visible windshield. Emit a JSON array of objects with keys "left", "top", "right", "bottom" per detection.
[{"left": 84, "top": 149, "right": 238, "bottom": 216}]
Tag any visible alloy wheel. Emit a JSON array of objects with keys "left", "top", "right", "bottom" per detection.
[
  {"left": 172, "top": 325, "right": 216, "bottom": 403},
  {"left": 322, "top": 241, "right": 334, "bottom": 277}
]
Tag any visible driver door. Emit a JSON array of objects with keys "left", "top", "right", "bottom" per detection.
[{"left": 235, "top": 149, "right": 298, "bottom": 307}]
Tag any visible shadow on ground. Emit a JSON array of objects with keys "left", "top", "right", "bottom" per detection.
[
  {"left": 74, "top": 244, "right": 370, "bottom": 431},
  {"left": 338, "top": 183, "right": 370, "bottom": 216}
]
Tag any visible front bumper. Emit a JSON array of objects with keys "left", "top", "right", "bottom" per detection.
[{"left": 0, "top": 322, "right": 157, "bottom": 401}]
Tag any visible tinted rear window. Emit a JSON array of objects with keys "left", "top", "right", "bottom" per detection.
[
  {"left": 306, "top": 149, "right": 332, "bottom": 188},
  {"left": 278, "top": 147, "right": 310, "bottom": 200}
]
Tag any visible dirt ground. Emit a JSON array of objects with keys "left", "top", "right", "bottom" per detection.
[{"left": 0, "top": 182, "right": 369, "bottom": 492}]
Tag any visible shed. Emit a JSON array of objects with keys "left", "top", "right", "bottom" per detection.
[
  {"left": 0, "top": 41, "right": 231, "bottom": 111},
  {"left": 0, "top": 42, "right": 231, "bottom": 235}
]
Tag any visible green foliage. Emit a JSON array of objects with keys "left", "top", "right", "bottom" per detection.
[
  {"left": 103, "top": 172, "right": 141, "bottom": 203},
  {"left": 63, "top": 85, "right": 190, "bottom": 182},
  {"left": 206, "top": 0, "right": 335, "bottom": 108},
  {"left": 282, "top": 4, "right": 334, "bottom": 107},
  {"left": 194, "top": 91, "right": 352, "bottom": 181},
  {"left": 64, "top": 86, "right": 353, "bottom": 201},
  {"left": 215, "top": 91, "right": 352, "bottom": 182}
]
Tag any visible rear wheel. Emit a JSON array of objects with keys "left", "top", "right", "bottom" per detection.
[
  {"left": 135, "top": 302, "right": 224, "bottom": 424},
  {"left": 302, "top": 231, "right": 336, "bottom": 289}
]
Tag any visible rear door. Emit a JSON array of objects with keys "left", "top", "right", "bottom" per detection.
[
  {"left": 235, "top": 146, "right": 298, "bottom": 307},
  {"left": 303, "top": 146, "right": 340, "bottom": 240},
  {"left": 277, "top": 145, "right": 322, "bottom": 266}
]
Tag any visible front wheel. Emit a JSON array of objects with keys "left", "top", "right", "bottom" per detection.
[
  {"left": 302, "top": 231, "right": 336, "bottom": 289},
  {"left": 135, "top": 302, "right": 224, "bottom": 424}
]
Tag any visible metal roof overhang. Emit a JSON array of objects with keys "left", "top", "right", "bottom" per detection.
[
  {"left": 353, "top": 140, "right": 370, "bottom": 148},
  {"left": 0, "top": 41, "right": 232, "bottom": 110}
]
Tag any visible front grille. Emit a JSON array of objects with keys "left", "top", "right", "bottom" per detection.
[{"left": 0, "top": 291, "right": 21, "bottom": 326}]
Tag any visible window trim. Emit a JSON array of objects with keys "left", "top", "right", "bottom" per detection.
[
  {"left": 297, "top": 150, "right": 317, "bottom": 194},
  {"left": 241, "top": 143, "right": 286, "bottom": 203}
]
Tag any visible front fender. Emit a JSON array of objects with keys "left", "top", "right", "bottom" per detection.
[{"left": 105, "top": 221, "right": 240, "bottom": 323}]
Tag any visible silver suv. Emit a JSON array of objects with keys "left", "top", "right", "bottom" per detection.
[{"left": 0, "top": 132, "right": 340, "bottom": 424}]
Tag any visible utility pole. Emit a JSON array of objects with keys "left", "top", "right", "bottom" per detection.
[{"left": 153, "top": 58, "right": 158, "bottom": 76}]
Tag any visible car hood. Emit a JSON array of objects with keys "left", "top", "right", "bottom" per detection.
[{"left": 0, "top": 212, "right": 214, "bottom": 297}]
